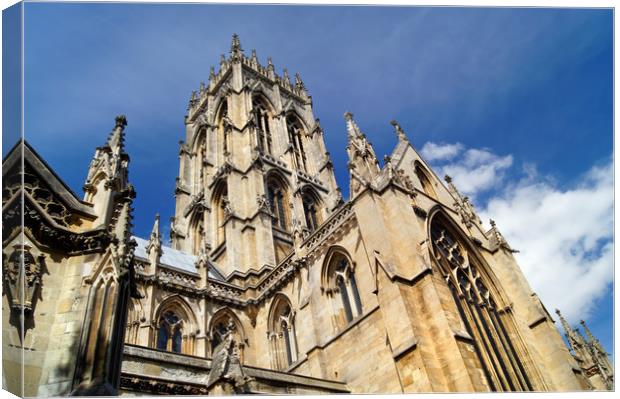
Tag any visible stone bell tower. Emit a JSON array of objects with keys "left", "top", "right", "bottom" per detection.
[{"left": 171, "top": 34, "right": 342, "bottom": 276}]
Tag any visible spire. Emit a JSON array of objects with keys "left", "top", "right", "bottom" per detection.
[
  {"left": 267, "top": 57, "right": 275, "bottom": 79},
  {"left": 230, "top": 33, "right": 243, "bottom": 59},
  {"left": 106, "top": 115, "right": 127, "bottom": 151},
  {"left": 344, "top": 111, "right": 364, "bottom": 139},
  {"left": 444, "top": 174, "right": 481, "bottom": 228},
  {"left": 344, "top": 112, "right": 380, "bottom": 196},
  {"left": 390, "top": 120, "right": 409, "bottom": 142},
  {"left": 282, "top": 68, "right": 291, "bottom": 89},
  {"left": 294, "top": 73, "right": 305, "bottom": 91},
  {"left": 580, "top": 319, "right": 606, "bottom": 354},
  {"left": 556, "top": 309, "right": 578, "bottom": 345},
  {"left": 145, "top": 213, "right": 162, "bottom": 257}
]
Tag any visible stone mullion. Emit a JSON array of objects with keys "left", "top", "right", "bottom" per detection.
[
  {"left": 486, "top": 309, "right": 529, "bottom": 390},
  {"left": 448, "top": 285, "right": 496, "bottom": 391},
  {"left": 475, "top": 302, "right": 517, "bottom": 391},
  {"left": 458, "top": 290, "right": 507, "bottom": 391},
  {"left": 490, "top": 309, "right": 534, "bottom": 390},
  {"left": 289, "top": 325, "right": 298, "bottom": 364}
]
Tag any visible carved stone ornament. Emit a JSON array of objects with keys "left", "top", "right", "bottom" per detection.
[{"left": 2, "top": 243, "right": 46, "bottom": 313}]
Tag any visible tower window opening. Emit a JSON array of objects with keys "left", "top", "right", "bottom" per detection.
[
  {"left": 266, "top": 179, "right": 288, "bottom": 231},
  {"left": 253, "top": 97, "right": 273, "bottom": 154},
  {"left": 286, "top": 115, "right": 308, "bottom": 172},
  {"left": 302, "top": 192, "right": 321, "bottom": 232}
]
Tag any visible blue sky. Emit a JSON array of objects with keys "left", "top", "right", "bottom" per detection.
[{"left": 4, "top": 3, "right": 613, "bottom": 360}]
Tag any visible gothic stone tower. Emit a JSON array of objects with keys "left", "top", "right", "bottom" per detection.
[
  {"left": 118, "top": 34, "right": 612, "bottom": 394},
  {"left": 171, "top": 34, "right": 341, "bottom": 275}
]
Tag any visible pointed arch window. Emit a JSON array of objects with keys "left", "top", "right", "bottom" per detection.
[
  {"left": 430, "top": 215, "right": 533, "bottom": 391},
  {"left": 324, "top": 250, "right": 362, "bottom": 326},
  {"left": 190, "top": 209, "right": 205, "bottom": 255},
  {"left": 302, "top": 190, "right": 322, "bottom": 232},
  {"left": 209, "top": 310, "right": 245, "bottom": 361},
  {"left": 415, "top": 162, "right": 437, "bottom": 199},
  {"left": 253, "top": 96, "right": 273, "bottom": 154},
  {"left": 218, "top": 100, "right": 230, "bottom": 157},
  {"left": 269, "top": 296, "right": 298, "bottom": 370},
  {"left": 286, "top": 115, "right": 308, "bottom": 172},
  {"left": 156, "top": 311, "right": 184, "bottom": 353},
  {"left": 213, "top": 182, "right": 228, "bottom": 245},
  {"left": 266, "top": 178, "right": 288, "bottom": 231}
]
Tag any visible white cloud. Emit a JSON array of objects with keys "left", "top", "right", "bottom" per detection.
[
  {"left": 425, "top": 142, "right": 613, "bottom": 324},
  {"left": 480, "top": 161, "right": 613, "bottom": 323},
  {"left": 420, "top": 142, "right": 464, "bottom": 162},
  {"left": 427, "top": 145, "right": 513, "bottom": 200}
]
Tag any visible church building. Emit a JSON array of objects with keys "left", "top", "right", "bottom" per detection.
[{"left": 2, "top": 34, "right": 613, "bottom": 396}]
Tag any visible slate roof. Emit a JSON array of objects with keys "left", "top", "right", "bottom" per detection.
[{"left": 132, "top": 236, "right": 224, "bottom": 281}]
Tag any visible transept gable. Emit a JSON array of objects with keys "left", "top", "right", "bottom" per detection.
[{"left": 3, "top": 140, "right": 96, "bottom": 222}]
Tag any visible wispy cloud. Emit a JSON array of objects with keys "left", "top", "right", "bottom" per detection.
[
  {"left": 420, "top": 142, "right": 463, "bottom": 161},
  {"left": 423, "top": 142, "right": 513, "bottom": 200}
]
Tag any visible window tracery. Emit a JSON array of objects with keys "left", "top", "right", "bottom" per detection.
[
  {"left": 156, "top": 311, "right": 184, "bottom": 353},
  {"left": 266, "top": 177, "right": 288, "bottom": 231},
  {"left": 152, "top": 297, "right": 197, "bottom": 355},
  {"left": 209, "top": 310, "right": 245, "bottom": 361},
  {"left": 213, "top": 182, "right": 228, "bottom": 245},
  {"left": 252, "top": 96, "right": 273, "bottom": 154},
  {"left": 324, "top": 249, "right": 362, "bottom": 327},
  {"left": 430, "top": 215, "right": 533, "bottom": 391},
  {"left": 268, "top": 295, "right": 298, "bottom": 369},
  {"left": 218, "top": 100, "right": 230, "bottom": 158},
  {"left": 301, "top": 189, "right": 321, "bottom": 232},
  {"left": 286, "top": 115, "right": 308, "bottom": 172},
  {"left": 415, "top": 162, "right": 437, "bottom": 199}
]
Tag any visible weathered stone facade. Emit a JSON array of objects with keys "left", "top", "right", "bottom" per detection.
[{"left": 2, "top": 34, "right": 613, "bottom": 395}]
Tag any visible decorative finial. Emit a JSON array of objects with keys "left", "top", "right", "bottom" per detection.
[
  {"left": 294, "top": 73, "right": 305, "bottom": 91},
  {"left": 115, "top": 115, "right": 127, "bottom": 129},
  {"left": 230, "top": 33, "right": 242, "bottom": 54},
  {"left": 251, "top": 49, "right": 258, "bottom": 63},
  {"left": 267, "top": 57, "right": 274, "bottom": 68},
  {"left": 444, "top": 174, "right": 452, "bottom": 183},
  {"left": 390, "top": 120, "right": 408, "bottom": 142},
  {"left": 344, "top": 111, "right": 354, "bottom": 121},
  {"left": 282, "top": 68, "right": 290, "bottom": 84},
  {"left": 220, "top": 54, "right": 226, "bottom": 67},
  {"left": 490, "top": 219, "right": 497, "bottom": 228},
  {"left": 209, "top": 66, "right": 216, "bottom": 81}
]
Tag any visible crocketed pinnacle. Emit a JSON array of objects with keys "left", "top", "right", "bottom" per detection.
[
  {"left": 106, "top": 115, "right": 127, "bottom": 152},
  {"left": 230, "top": 33, "right": 242, "bottom": 55},
  {"left": 344, "top": 112, "right": 364, "bottom": 139},
  {"left": 390, "top": 120, "right": 409, "bottom": 142}
]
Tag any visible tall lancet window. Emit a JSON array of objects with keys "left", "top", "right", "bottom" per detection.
[
  {"left": 415, "top": 162, "right": 437, "bottom": 199},
  {"left": 218, "top": 100, "right": 230, "bottom": 157},
  {"left": 190, "top": 209, "right": 204, "bottom": 255},
  {"left": 324, "top": 249, "right": 362, "bottom": 327},
  {"left": 268, "top": 295, "right": 298, "bottom": 370},
  {"left": 213, "top": 181, "right": 228, "bottom": 245},
  {"left": 302, "top": 188, "right": 322, "bottom": 232},
  {"left": 156, "top": 311, "right": 184, "bottom": 353},
  {"left": 266, "top": 177, "right": 288, "bottom": 231},
  {"left": 209, "top": 310, "right": 245, "bottom": 361},
  {"left": 252, "top": 96, "right": 273, "bottom": 154},
  {"left": 286, "top": 115, "right": 308, "bottom": 172},
  {"left": 430, "top": 214, "right": 533, "bottom": 392}
]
